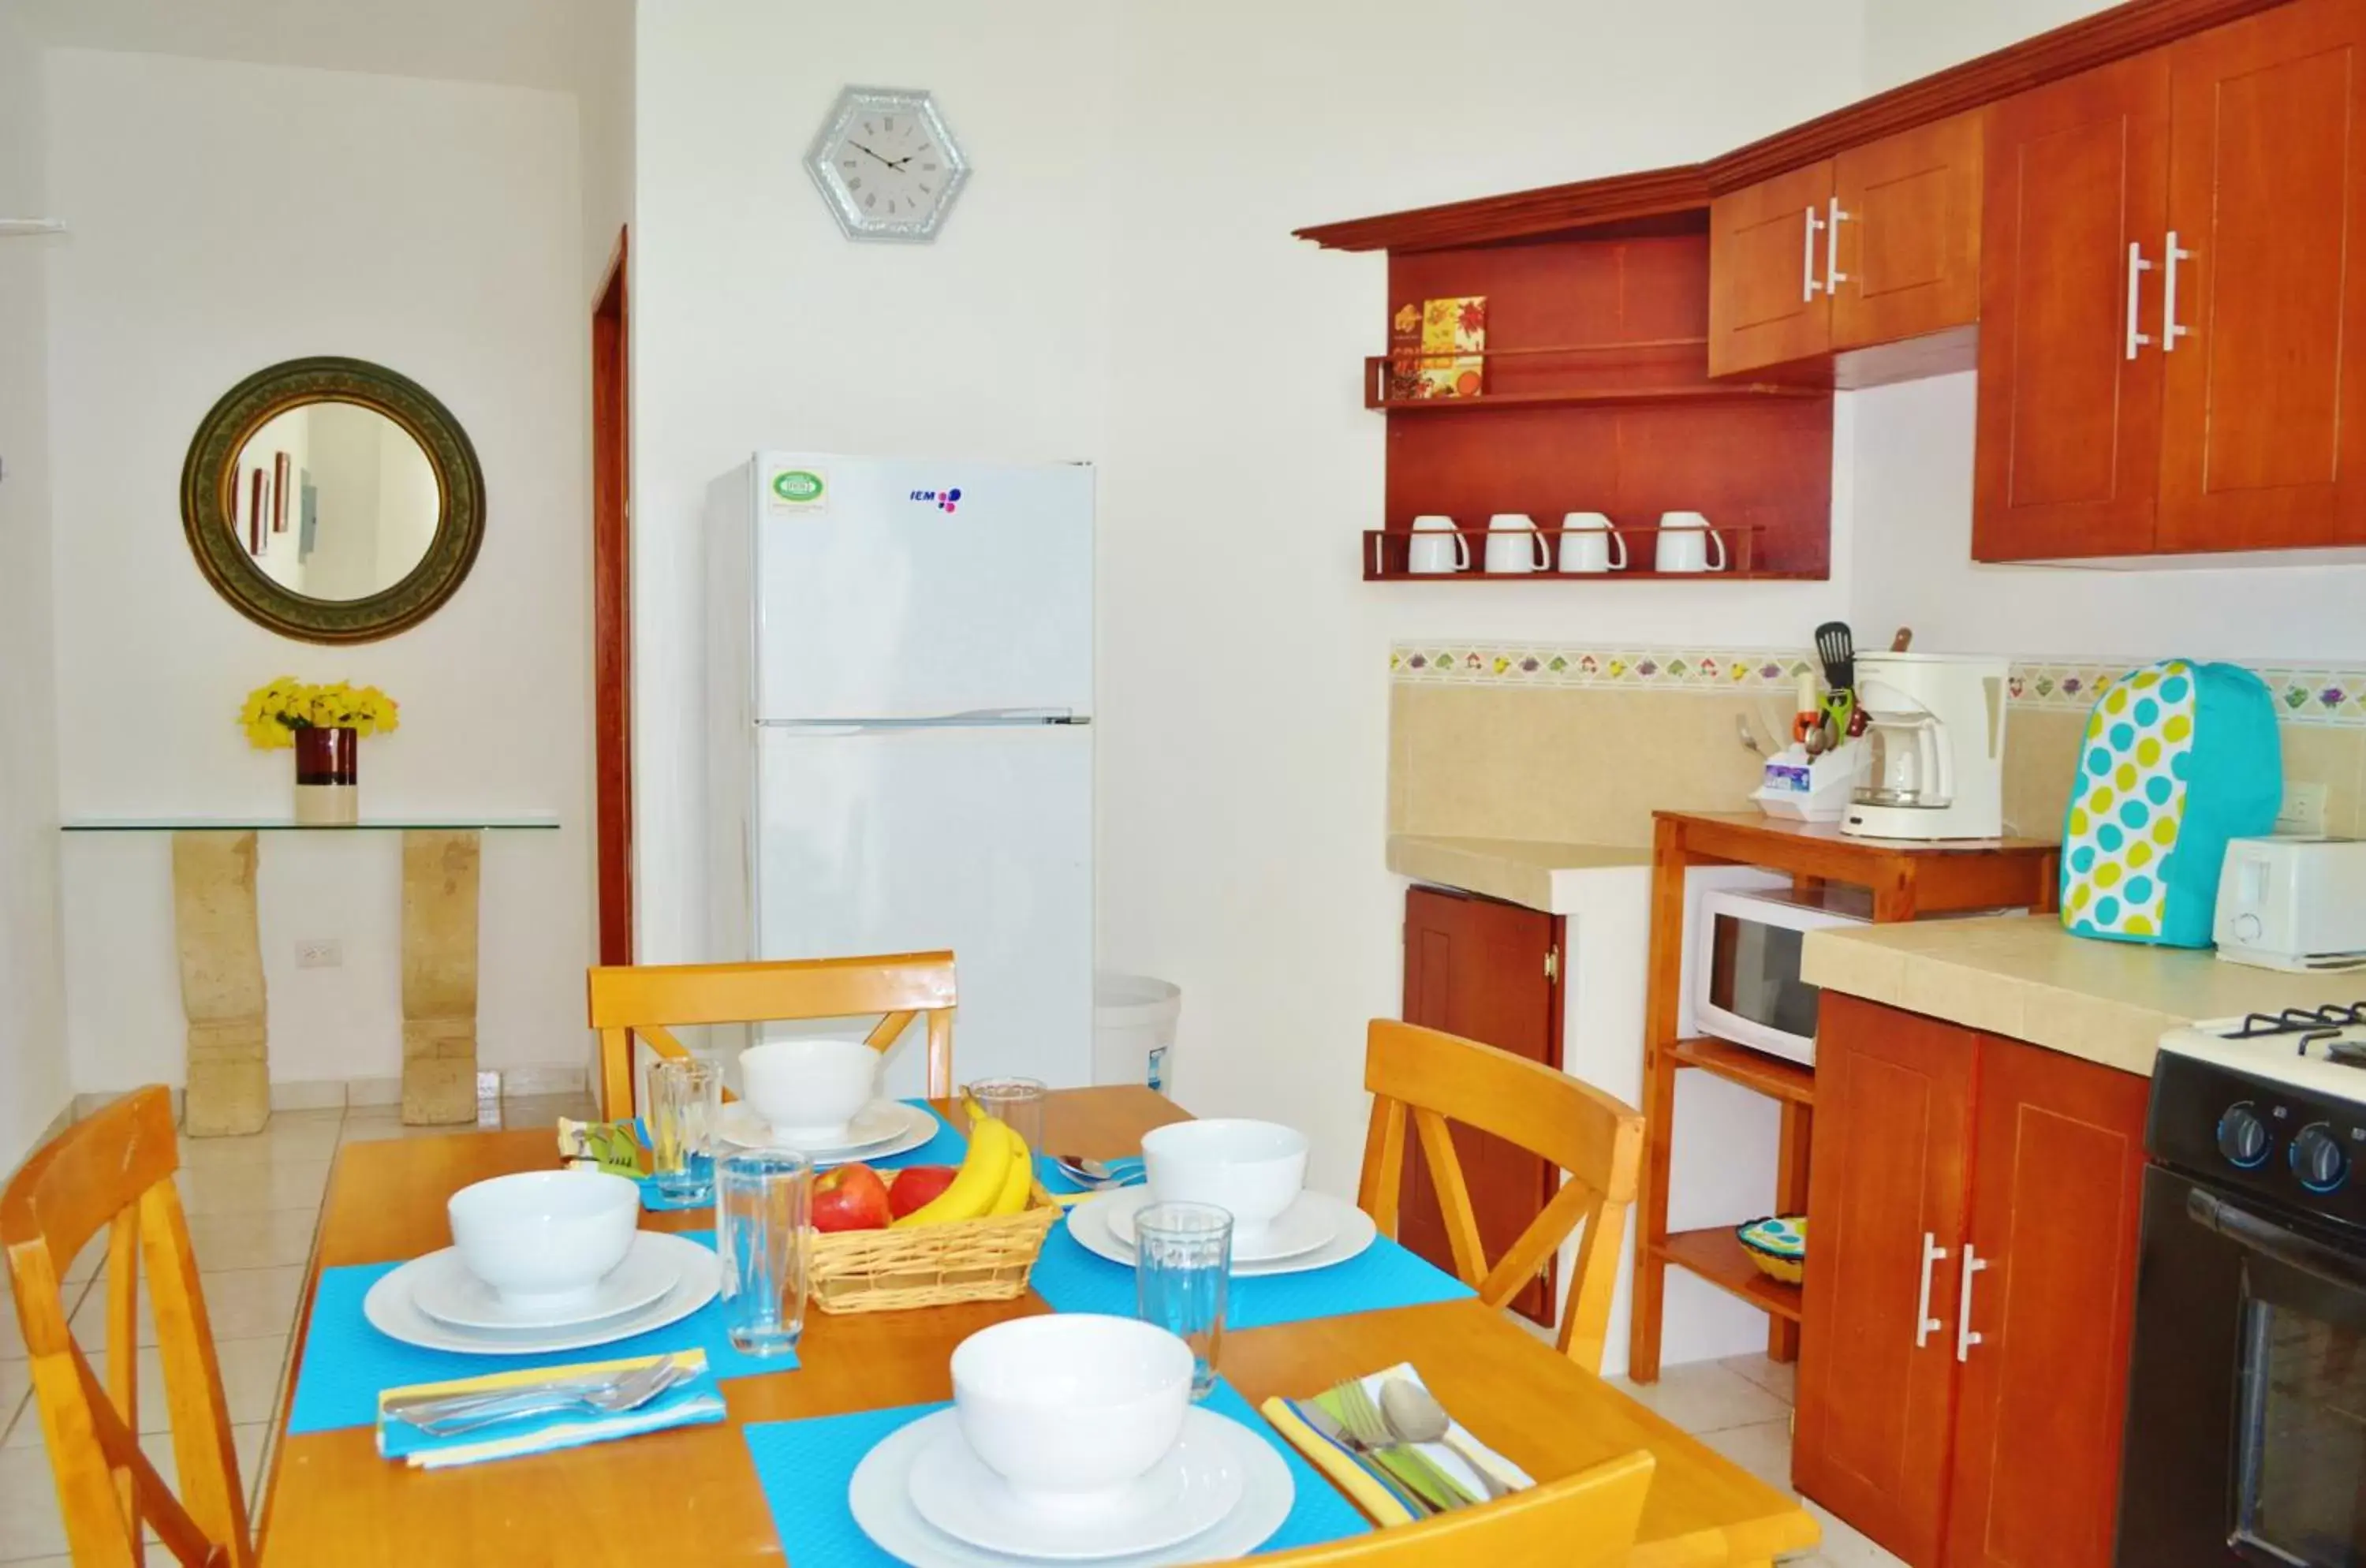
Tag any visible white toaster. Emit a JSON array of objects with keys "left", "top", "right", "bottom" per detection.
[{"left": 2215, "top": 835, "right": 2366, "bottom": 972}]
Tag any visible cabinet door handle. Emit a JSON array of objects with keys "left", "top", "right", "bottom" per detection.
[
  {"left": 2163, "top": 230, "right": 2193, "bottom": 351},
  {"left": 1826, "top": 196, "right": 1850, "bottom": 290},
  {"left": 2125, "top": 242, "right": 2155, "bottom": 361},
  {"left": 1802, "top": 204, "right": 1827, "bottom": 301},
  {"left": 1913, "top": 1230, "right": 1947, "bottom": 1348},
  {"left": 1955, "top": 1244, "right": 1989, "bottom": 1362}
]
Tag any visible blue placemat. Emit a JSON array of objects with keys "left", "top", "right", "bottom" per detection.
[
  {"left": 742, "top": 1377, "right": 1368, "bottom": 1565},
  {"left": 1028, "top": 1220, "right": 1475, "bottom": 1329},
  {"left": 288, "top": 1230, "right": 796, "bottom": 1435}
]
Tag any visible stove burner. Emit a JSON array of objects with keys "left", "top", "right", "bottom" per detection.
[
  {"left": 2227, "top": 1003, "right": 2366, "bottom": 1039},
  {"left": 2327, "top": 1038, "right": 2366, "bottom": 1070}
]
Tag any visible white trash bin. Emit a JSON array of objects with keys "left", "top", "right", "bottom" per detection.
[{"left": 1093, "top": 973, "right": 1181, "bottom": 1096}]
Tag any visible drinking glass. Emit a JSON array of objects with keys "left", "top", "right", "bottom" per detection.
[
  {"left": 715, "top": 1148, "right": 812, "bottom": 1357},
  {"left": 1135, "top": 1200, "right": 1232, "bottom": 1400},
  {"left": 647, "top": 1057, "right": 722, "bottom": 1204},
  {"left": 965, "top": 1077, "right": 1047, "bottom": 1151}
]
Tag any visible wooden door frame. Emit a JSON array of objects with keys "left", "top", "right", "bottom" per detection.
[{"left": 592, "top": 228, "right": 634, "bottom": 966}]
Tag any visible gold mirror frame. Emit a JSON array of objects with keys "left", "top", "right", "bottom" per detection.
[{"left": 179, "top": 357, "right": 485, "bottom": 644}]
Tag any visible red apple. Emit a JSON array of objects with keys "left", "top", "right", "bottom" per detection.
[
  {"left": 812, "top": 1162, "right": 893, "bottom": 1232},
  {"left": 888, "top": 1165, "right": 960, "bottom": 1220}
]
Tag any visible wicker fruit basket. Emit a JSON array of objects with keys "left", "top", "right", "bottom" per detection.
[{"left": 807, "top": 1183, "right": 1062, "bottom": 1315}]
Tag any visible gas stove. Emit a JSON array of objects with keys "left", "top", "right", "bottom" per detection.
[{"left": 2154, "top": 1002, "right": 2366, "bottom": 1226}]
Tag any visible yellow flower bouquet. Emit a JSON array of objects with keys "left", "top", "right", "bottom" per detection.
[
  {"left": 240, "top": 678, "right": 398, "bottom": 825},
  {"left": 239, "top": 678, "right": 400, "bottom": 750}
]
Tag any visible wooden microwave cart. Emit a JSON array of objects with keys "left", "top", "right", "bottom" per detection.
[{"left": 1626, "top": 811, "right": 2059, "bottom": 1382}]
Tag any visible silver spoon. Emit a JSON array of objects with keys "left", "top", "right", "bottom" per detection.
[{"left": 1378, "top": 1377, "right": 1512, "bottom": 1501}]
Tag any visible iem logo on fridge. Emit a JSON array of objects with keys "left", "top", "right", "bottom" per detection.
[{"left": 909, "top": 487, "right": 963, "bottom": 513}]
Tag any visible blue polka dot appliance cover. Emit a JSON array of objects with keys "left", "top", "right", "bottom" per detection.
[{"left": 2059, "top": 659, "right": 2281, "bottom": 947}]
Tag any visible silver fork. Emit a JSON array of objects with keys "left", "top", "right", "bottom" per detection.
[
  {"left": 394, "top": 1357, "right": 689, "bottom": 1437},
  {"left": 1327, "top": 1377, "right": 1475, "bottom": 1510}
]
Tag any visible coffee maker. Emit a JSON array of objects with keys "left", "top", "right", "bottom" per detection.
[{"left": 1840, "top": 652, "right": 2009, "bottom": 840}]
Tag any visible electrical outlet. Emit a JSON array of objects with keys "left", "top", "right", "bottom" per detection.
[
  {"left": 2276, "top": 780, "right": 2330, "bottom": 837},
  {"left": 295, "top": 938, "right": 342, "bottom": 969}
]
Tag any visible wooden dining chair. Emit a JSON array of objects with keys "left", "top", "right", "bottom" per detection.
[
  {"left": 587, "top": 951, "right": 958, "bottom": 1118},
  {"left": 1358, "top": 1019, "right": 1646, "bottom": 1373},
  {"left": 1260, "top": 1448, "right": 1655, "bottom": 1566},
  {"left": 2, "top": 1087, "right": 253, "bottom": 1568}
]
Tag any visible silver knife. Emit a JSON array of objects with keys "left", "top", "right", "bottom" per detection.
[{"left": 381, "top": 1357, "right": 674, "bottom": 1422}]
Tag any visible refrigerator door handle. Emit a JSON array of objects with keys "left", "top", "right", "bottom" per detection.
[{"left": 759, "top": 707, "right": 1087, "bottom": 730}]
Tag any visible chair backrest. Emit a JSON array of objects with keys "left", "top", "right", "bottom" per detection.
[
  {"left": 587, "top": 952, "right": 958, "bottom": 1118},
  {"left": 1257, "top": 1448, "right": 1654, "bottom": 1566},
  {"left": 2, "top": 1087, "right": 252, "bottom": 1568},
  {"left": 1357, "top": 1019, "right": 1645, "bottom": 1372}
]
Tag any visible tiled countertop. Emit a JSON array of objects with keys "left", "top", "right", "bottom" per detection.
[
  {"left": 1803, "top": 914, "right": 2366, "bottom": 1077},
  {"left": 1386, "top": 834, "right": 1651, "bottom": 915}
]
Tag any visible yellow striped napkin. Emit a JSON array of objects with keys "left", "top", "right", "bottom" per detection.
[
  {"left": 1262, "top": 1363, "right": 1534, "bottom": 1525},
  {"left": 375, "top": 1350, "right": 726, "bottom": 1469}
]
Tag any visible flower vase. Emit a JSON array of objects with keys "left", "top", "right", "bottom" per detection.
[{"left": 293, "top": 726, "right": 360, "bottom": 826}]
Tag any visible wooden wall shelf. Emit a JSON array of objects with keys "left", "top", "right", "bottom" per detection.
[
  {"left": 1669, "top": 1035, "right": 1816, "bottom": 1104},
  {"left": 1652, "top": 1228, "right": 1804, "bottom": 1323},
  {"left": 1378, "top": 233, "right": 1834, "bottom": 578},
  {"left": 1363, "top": 525, "right": 1803, "bottom": 581}
]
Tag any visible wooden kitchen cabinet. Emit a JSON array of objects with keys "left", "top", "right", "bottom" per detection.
[
  {"left": 1830, "top": 112, "right": 1985, "bottom": 353},
  {"left": 1710, "top": 114, "right": 1985, "bottom": 378},
  {"left": 1944, "top": 1032, "right": 2148, "bottom": 1568},
  {"left": 1398, "top": 885, "right": 1562, "bottom": 1323},
  {"left": 1795, "top": 994, "right": 2150, "bottom": 1568},
  {"left": 1972, "top": 53, "right": 2170, "bottom": 561},
  {"left": 1793, "top": 995, "right": 1976, "bottom": 1566},
  {"left": 2155, "top": 0, "right": 2366, "bottom": 551},
  {"left": 1977, "top": 0, "right": 2366, "bottom": 562},
  {"left": 1708, "top": 161, "right": 1835, "bottom": 377}
]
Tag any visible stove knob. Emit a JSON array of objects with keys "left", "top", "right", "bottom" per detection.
[
  {"left": 2219, "top": 1103, "right": 2272, "bottom": 1170},
  {"left": 2292, "top": 1122, "right": 2350, "bottom": 1193}
]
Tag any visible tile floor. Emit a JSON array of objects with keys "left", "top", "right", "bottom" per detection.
[
  {"left": 4, "top": 1096, "right": 1898, "bottom": 1566},
  {"left": 0, "top": 1092, "right": 595, "bottom": 1566},
  {"left": 1603, "top": 1357, "right": 1905, "bottom": 1567}
]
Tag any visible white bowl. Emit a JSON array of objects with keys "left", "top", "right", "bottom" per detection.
[
  {"left": 1140, "top": 1119, "right": 1309, "bottom": 1244},
  {"left": 445, "top": 1170, "right": 639, "bottom": 1309},
  {"left": 740, "top": 1037, "right": 879, "bottom": 1143},
  {"left": 950, "top": 1315, "right": 1194, "bottom": 1511}
]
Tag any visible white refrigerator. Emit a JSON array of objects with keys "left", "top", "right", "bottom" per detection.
[{"left": 706, "top": 452, "right": 1095, "bottom": 1096}]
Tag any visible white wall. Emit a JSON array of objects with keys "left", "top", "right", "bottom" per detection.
[
  {"left": 45, "top": 49, "right": 594, "bottom": 1097},
  {"left": 632, "top": 0, "right": 1868, "bottom": 1193},
  {"left": 1863, "top": 0, "right": 2118, "bottom": 89},
  {"left": 0, "top": 11, "right": 70, "bottom": 1170}
]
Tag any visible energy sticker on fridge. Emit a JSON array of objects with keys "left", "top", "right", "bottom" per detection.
[{"left": 767, "top": 465, "right": 828, "bottom": 513}]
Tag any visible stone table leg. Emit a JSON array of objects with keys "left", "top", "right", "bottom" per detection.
[
  {"left": 402, "top": 830, "right": 482, "bottom": 1125},
  {"left": 173, "top": 831, "right": 270, "bottom": 1137}
]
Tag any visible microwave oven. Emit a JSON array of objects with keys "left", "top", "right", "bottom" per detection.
[{"left": 1686, "top": 886, "right": 1872, "bottom": 1067}]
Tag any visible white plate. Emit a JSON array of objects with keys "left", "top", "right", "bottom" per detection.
[
  {"left": 1069, "top": 1189, "right": 1377, "bottom": 1279},
  {"left": 853, "top": 1406, "right": 1292, "bottom": 1568},
  {"left": 1110, "top": 1194, "right": 1335, "bottom": 1264},
  {"left": 409, "top": 1232, "right": 682, "bottom": 1332},
  {"left": 716, "top": 1099, "right": 939, "bottom": 1165},
  {"left": 907, "top": 1407, "right": 1248, "bottom": 1561},
  {"left": 363, "top": 1231, "right": 719, "bottom": 1356}
]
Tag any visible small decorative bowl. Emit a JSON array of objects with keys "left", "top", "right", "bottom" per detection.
[{"left": 1737, "top": 1214, "right": 1806, "bottom": 1285}]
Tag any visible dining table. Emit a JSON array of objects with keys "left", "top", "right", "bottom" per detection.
[{"left": 255, "top": 1085, "right": 1818, "bottom": 1565}]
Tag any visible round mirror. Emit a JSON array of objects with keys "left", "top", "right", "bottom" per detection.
[{"left": 181, "top": 357, "right": 483, "bottom": 643}]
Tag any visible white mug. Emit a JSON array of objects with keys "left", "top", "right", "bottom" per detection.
[
  {"left": 1558, "top": 512, "right": 1627, "bottom": 574},
  {"left": 1406, "top": 514, "right": 1468, "bottom": 576},
  {"left": 1483, "top": 513, "right": 1551, "bottom": 575},
  {"left": 1655, "top": 511, "right": 1727, "bottom": 573}
]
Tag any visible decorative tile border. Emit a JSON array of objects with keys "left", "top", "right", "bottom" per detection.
[{"left": 1390, "top": 643, "right": 2366, "bottom": 728}]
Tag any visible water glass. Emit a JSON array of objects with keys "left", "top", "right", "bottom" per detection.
[
  {"left": 1134, "top": 1200, "right": 1232, "bottom": 1400},
  {"left": 966, "top": 1077, "right": 1047, "bottom": 1151},
  {"left": 647, "top": 1057, "right": 722, "bottom": 1203},
  {"left": 715, "top": 1148, "right": 812, "bottom": 1357}
]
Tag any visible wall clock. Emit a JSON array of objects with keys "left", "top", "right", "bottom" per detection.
[{"left": 804, "top": 86, "right": 970, "bottom": 242}]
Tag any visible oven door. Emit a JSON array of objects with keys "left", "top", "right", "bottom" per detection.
[{"left": 2118, "top": 1164, "right": 2366, "bottom": 1567}]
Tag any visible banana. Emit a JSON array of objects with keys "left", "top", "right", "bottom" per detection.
[
  {"left": 987, "top": 1119, "right": 1036, "bottom": 1216},
  {"left": 891, "top": 1111, "right": 1012, "bottom": 1228}
]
